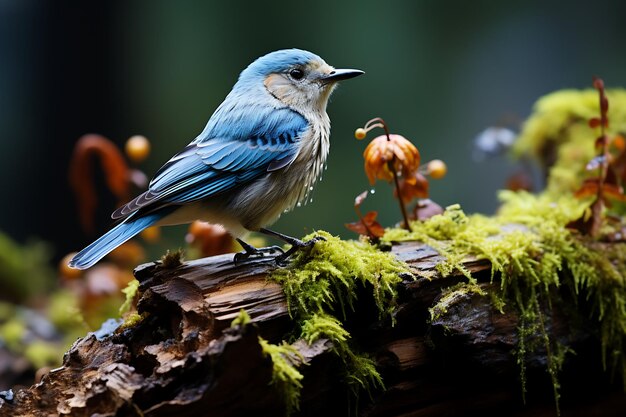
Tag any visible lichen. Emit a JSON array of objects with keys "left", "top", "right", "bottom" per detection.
[
  {"left": 258, "top": 337, "right": 305, "bottom": 415},
  {"left": 383, "top": 191, "right": 626, "bottom": 413}
]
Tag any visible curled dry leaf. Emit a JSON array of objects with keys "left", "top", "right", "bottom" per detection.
[
  {"left": 345, "top": 190, "right": 385, "bottom": 239},
  {"left": 69, "top": 134, "right": 133, "bottom": 234},
  {"left": 345, "top": 211, "right": 385, "bottom": 238}
]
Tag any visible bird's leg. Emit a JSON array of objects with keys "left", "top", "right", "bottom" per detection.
[
  {"left": 233, "top": 238, "right": 284, "bottom": 263},
  {"left": 258, "top": 228, "right": 326, "bottom": 265}
]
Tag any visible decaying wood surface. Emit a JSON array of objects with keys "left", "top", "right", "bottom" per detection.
[{"left": 1, "top": 241, "right": 625, "bottom": 416}]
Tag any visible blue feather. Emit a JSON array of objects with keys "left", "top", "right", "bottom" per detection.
[
  {"left": 112, "top": 106, "right": 308, "bottom": 218},
  {"left": 69, "top": 211, "right": 169, "bottom": 270},
  {"left": 238, "top": 49, "right": 321, "bottom": 81}
]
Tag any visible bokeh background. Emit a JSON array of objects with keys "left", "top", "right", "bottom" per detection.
[{"left": 2, "top": 0, "right": 626, "bottom": 263}]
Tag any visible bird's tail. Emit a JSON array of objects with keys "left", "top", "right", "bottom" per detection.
[{"left": 69, "top": 212, "right": 163, "bottom": 270}]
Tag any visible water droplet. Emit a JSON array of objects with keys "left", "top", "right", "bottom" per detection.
[
  {"left": 370, "top": 189, "right": 376, "bottom": 194},
  {"left": 309, "top": 186, "right": 313, "bottom": 191},
  {"left": 309, "top": 198, "right": 314, "bottom": 204},
  {"left": 324, "top": 164, "right": 328, "bottom": 171},
  {"left": 320, "top": 177, "right": 323, "bottom": 182},
  {"left": 297, "top": 202, "right": 302, "bottom": 207}
]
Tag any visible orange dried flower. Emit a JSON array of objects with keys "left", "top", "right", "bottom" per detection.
[
  {"left": 363, "top": 134, "right": 420, "bottom": 185},
  {"left": 396, "top": 172, "right": 429, "bottom": 202},
  {"left": 186, "top": 221, "right": 236, "bottom": 257}
]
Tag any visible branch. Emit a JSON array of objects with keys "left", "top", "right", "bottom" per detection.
[{"left": 2, "top": 241, "right": 624, "bottom": 416}]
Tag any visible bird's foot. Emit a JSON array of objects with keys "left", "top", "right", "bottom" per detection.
[
  {"left": 233, "top": 238, "right": 284, "bottom": 264},
  {"left": 273, "top": 235, "right": 326, "bottom": 266}
]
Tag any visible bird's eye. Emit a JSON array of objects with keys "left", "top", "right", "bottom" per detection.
[{"left": 289, "top": 68, "right": 305, "bottom": 80}]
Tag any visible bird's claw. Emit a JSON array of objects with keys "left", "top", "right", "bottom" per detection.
[
  {"left": 273, "top": 235, "right": 326, "bottom": 265},
  {"left": 233, "top": 245, "right": 284, "bottom": 264}
]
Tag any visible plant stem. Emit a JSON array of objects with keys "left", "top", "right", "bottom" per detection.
[
  {"left": 388, "top": 160, "right": 411, "bottom": 231},
  {"left": 355, "top": 205, "right": 376, "bottom": 239},
  {"left": 591, "top": 87, "right": 609, "bottom": 237}
]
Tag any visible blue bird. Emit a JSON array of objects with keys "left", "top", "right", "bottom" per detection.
[{"left": 69, "top": 49, "right": 363, "bottom": 269}]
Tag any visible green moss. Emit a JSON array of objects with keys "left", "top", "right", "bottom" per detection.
[
  {"left": 118, "top": 312, "right": 148, "bottom": 330},
  {"left": 271, "top": 231, "right": 407, "bottom": 319},
  {"left": 0, "top": 319, "right": 26, "bottom": 351},
  {"left": 0, "top": 231, "right": 54, "bottom": 302},
  {"left": 47, "top": 290, "right": 86, "bottom": 333},
  {"left": 0, "top": 312, "right": 65, "bottom": 369},
  {"left": 429, "top": 282, "right": 487, "bottom": 321},
  {"left": 300, "top": 313, "right": 383, "bottom": 396},
  {"left": 268, "top": 231, "right": 406, "bottom": 410},
  {"left": 512, "top": 88, "right": 626, "bottom": 197},
  {"left": 24, "top": 341, "right": 61, "bottom": 369},
  {"left": 119, "top": 279, "right": 140, "bottom": 316},
  {"left": 383, "top": 192, "right": 626, "bottom": 413},
  {"left": 230, "top": 308, "right": 251, "bottom": 328},
  {"left": 259, "top": 337, "right": 305, "bottom": 415},
  {"left": 160, "top": 249, "right": 184, "bottom": 268}
]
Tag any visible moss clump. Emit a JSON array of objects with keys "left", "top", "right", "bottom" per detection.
[
  {"left": 383, "top": 192, "right": 626, "bottom": 414},
  {"left": 0, "top": 232, "right": 54, "bottom": 302},
  {"left": 259, "top": 337, "right": 305, "bottom": 415},
  {"left": 230, "top": 308, "right": 251, "bottom": 328},
  {"left": 268, "top": 231, "right": 407, "bottom": 410},
  {"left": 300, "top": 313, "right": 383, "bottom": 396},
  {"left": 512, "top": 88, "right": 626, "bottom": 197},
  {"left": 24, "top": 341, "right": 60, "bottom": 369},
  {"left": 119, "top": 279, "right": 140, "bottom": 316},
  {"left": 271, "top": 231, "right": 408, "bottom": 319},
  {"left": 429, "top": 282, "right": 487, "bottom": 321},
  {"left": 160, "top": 249, "right": 184, "bottom": 268},
  {"left": 118, "top": 312, "right": 148, "bottom": 330}
]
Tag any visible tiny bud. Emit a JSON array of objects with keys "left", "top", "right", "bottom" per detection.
[
  {"left": 125, "top": 135, "right": 151, "bottom": 163},
  {"left": 427, "top": 159, "right": 447, "bottom": 179},
  {"left": 589, "top": 118, "right": 601, "bottom": 128},
  {"left": 140, "top": 226, "right": 161, "bottom": 243},
  {"left": 355, "top": 128, "right": 367, "bottom": 140},
  {"left": 612, "top": 134, "right": 625, "bottom": 151}
]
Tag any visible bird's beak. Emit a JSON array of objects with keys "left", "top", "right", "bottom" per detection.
[{"left": 320, "top": 68, "right": 365, "bottom": 85}]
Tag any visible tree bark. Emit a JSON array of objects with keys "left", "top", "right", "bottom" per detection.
[{"left": 1, "top": 241, "right": 624, "bottom": 416}]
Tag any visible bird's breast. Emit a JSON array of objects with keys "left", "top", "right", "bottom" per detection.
[{"left": 227, "top": 114, "right": 331, "bottom": 230}]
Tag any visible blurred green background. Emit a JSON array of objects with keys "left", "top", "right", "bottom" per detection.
[{"left": 2, "top": 0, "right": 626, "bottom": 262}]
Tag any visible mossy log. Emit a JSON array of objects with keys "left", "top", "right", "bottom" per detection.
[{"left": 2, "top": 241, "right": 625, "bottom": 416}]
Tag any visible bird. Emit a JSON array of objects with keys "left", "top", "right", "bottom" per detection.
[{"left": 69, "top": 48, "right": 364, "bottom": 269}]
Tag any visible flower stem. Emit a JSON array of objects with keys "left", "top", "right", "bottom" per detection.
[
  {"left": 389, "top": 160, "right": 412, "bottom": 231},
  {"left": 591, "top": 80, "right": 609, "bottom": 237}
]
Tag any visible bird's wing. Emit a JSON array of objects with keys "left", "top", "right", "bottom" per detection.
[{"left": 111, "top": 106, "right": 308, "bottom": 220}]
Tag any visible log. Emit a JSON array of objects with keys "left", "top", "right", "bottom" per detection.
[{"left": 1, "top": 241, "right": 625, "bottom": 416}]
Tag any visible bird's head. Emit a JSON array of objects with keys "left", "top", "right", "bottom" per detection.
[{"left": 236, "top": 49, "right": 364, "bottom": 114}]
